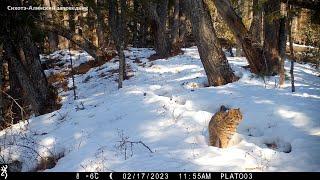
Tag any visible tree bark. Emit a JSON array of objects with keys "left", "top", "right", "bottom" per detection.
[
  {"left": 96, "top": 0, "right": 106, "bottom": 61},
  {"left": 68, "top": 1, "right": 76, "bottom": 50},
  {"left": 147, "top": 0, "right": 171, "bottom": 57},
  {"left": 171, "top": 0, "right": 180, "bottom": 52},
  {"left": 178, "top": 3, "right": 187, "bottom": 46},
  {"left": 132, "top": 0, "right": 139, "bottom": 47},
  {"left": 263, "top": 0, "right": 281, "bottom": 74},
  {"left": 279, "top": 16, "right": 287, "bottom": 86},
  {"left": 0, "top": 47, "right": 3, "bottom": 126},
  {"left": 287, "top": 6, "right": 296, "bottom": 92},
  {"left": 43, "top": 0, "right": 58, "bottom": 52},
  {"left": 249, "top": 0, "right": 263, "bottom": 44},
  {"left": 40, "top": 22, "right": 100, "bottom": 60},
  {"left": 184, "top": 0, "right": 238, "bottom": 86},
  {"left": 117, "top": 45, "right": 125, "bottom": 89},
  {"left": 136, "top": 2, "right": 149, "bottom": 48},
  {"left": 213, "top": 0, "right": 267, "bottom": 74},
  {"left": 0, "top": 54, "right": 10, "bottom": 128},
  {"left": 109, "top": 0, "right": 127, "bottom": 89},
  {"left": 1, "top": 0, "right": 58, "bottom": 116},
  {"left": 4, "top": 41, "right": 51, "bottom": 115},
  {"left": 8, "top": 60, "right": 26, "bottom": 124}
]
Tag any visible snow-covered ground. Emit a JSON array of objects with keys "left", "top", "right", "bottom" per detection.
[
  {"left": 286, "top": 42, "right": 318, "bottom": 50},
  {"left": 40, "top": 49, "right": 95, "bottom": 77},
  {"left": 1, "top": 47, "right": 320, "bottom": 172}
]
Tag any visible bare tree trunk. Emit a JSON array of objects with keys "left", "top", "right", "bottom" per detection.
[
  {"left": 117, "top": 45, "right": 125, "bottom": 89},
  {"left": 109, "top": 0, "right": 127, "bottom": 89},
  {"left": 147, "top": 0, "right": 171, "bottom": 57},
  {"left": 184, "top": 0, "right": 238, "bottom": 86},
  {"left": 178, "top": 3, "right": 187, "bottom": 46},
  {"left": 213, "top": 0, "right": 267, "bottom": 74},
  {"left": 68, "top": 2, "right": 77, "bottom": 50},
  {"left": 263, "top": 0, "right": 281, "bottom": 74},
  {"left": 44, "top": 0, "right": 58, "bottom": 52},
  {"left": 249, "top": 0, "right": 263, "bottom": 44},
  {"left": 47, "top": 32, "right": 59, "bottom": 52},
  {"left": 41, "top": 22, "right": 100, "bottom": 60},
  {"left": 139, "top": 17, "right": 148, "bottom": 47},
  {"left": 86, "top": 5, "right": 98, "bottom": 48},
  {"left": 290, "top": 55, "right": 295, "bottom": 92},
  {"left": 279, "top": 16, "right": 287, "bottom": 87},
  {"left": 96, "top": 0, "right": 106, "bottom": 61},
  {"left": 0, "top": 56, "right": 11, "bottom": 128},
  {"left": 0, "top": 46, "right": 3, "bottom": 126},
  {"left": 171, "top": 0, "right": 180, "bottom": 52},
  {"left": 135, "top": 2, "right": 149, "bottom": 48},
  {"left": 287, "top": 6, "right": 296, "bottom": 92},
  {"left": 4, "top": 42, "right": 50, "bottom": 115},
  {"left": 2, "top": 0, "right": 58, "bottom": 115},
  {"left": 58, "top": 10, "right": 70, "bottom": 49},
  {"left": 68, "top": 43, "right": 77, "bottom": 100},
  {"left": 132, "top": 0, "right": 139, "bottom": 47}
]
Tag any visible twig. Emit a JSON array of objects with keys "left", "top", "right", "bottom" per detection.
[
  {"left": 116, "top": 129, "right": 153, "bottom": 160},
  {"left": 68, "top": 44, "right": 77, "bottom": 100},
  {"left": 136, "top": 141, "right": 154, "bottom": 153},
  {"left": 0, "top": 89, "right": 26, "bottom": 123},
  {"left": 15, "top": 143, "right": 43, "bottom": 159},
  {"left": 117, "top": 140, "right": 153, "bottom": 153}
]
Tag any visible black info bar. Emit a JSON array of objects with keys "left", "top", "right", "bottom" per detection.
[{"left": 1, "top": 172, "right": 319, "bottom": 180}]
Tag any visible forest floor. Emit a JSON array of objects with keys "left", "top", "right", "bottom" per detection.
[{"left": 1, "top": 47, "right": 320, "bottom": 172}]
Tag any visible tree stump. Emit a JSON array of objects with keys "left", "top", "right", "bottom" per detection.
[{"left": 208, "top": 105, "right": 243, "bottom": 148}]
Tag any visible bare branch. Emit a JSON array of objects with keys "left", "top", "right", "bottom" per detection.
[{"left": 0, "top": 89, "right": 26, "bottom": 123}]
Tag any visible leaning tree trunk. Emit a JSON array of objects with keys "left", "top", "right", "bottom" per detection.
[
  {"left": 4, "top": 25, "right": 58, "bottom": 115},
  {"left": 4, "top": 41, "right": 54, "bottom": 115},
  {"left": 213, "top": 0, "right": 268, "bottom": 74},
  {"left": 19, "top": 29, "right": 52, "bottom": 103},
  {"left": 184, "top": 0, "right": 238, "bottom": 86},
  {"left": 2, "top": 0, "right": 58, "bottom": 116},
  {"left": 40, "top": 22, "right": 101, "bottom": 60}
]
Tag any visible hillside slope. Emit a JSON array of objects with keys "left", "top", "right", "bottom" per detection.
[{"left": 1, "top": 47, "right": 320, "bottom": 172}]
